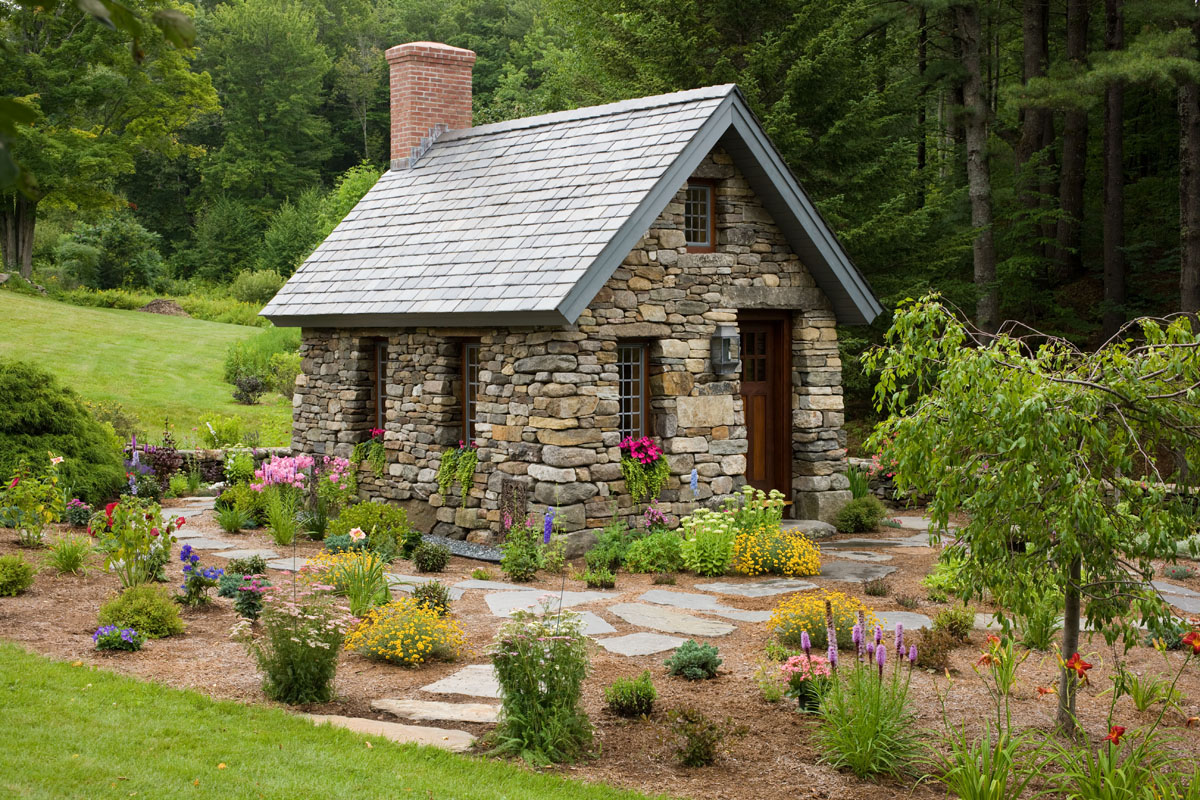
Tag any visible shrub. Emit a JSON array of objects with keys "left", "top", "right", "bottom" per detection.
[
  {"left": 55, "top": 213, "right": 165, "bottom": 290},
  {"left": 344, "top": 598, "right": 466, "bottom": 667},
  {"left": 470, "top": 567, "right": 493, "bottom": 581},
  {"left": 604, "top": 671, "right": 657, "bottom": 717},
  {"left": 1162, "top": 564, "right": 1196, "bottom": 580},
  {"left": 896, "top": 593, "right": 921, "bottom": 610},
  {"left": 664, "top": 640, "right": 722, "bottom": 680},
  {"left": 922, "top": 550, "right": 970, "bottom": 602},
  {"left": 91, "top": 498, "right": 181, "bottom": 588},
  {"left": 268, "top": 351, "right": 302, "bottom": 396},
  {"left": 412, "top": 580, "right": 452, "bottom": 617},
  {"left": 413, "top": 542, "right": 451, "bottom": 573},
  {"left": 500, "top": 517, "right": 543, "bottom": 582},
  {"left": 770, "top": 591, "right": 878, "bottom": 650},
  {"left": 863, "top": 578, "right": 889, "bottom": 597},
  {"left": 1016, "top": 593, "right": 1063, "bottom": 652},
  {"left": 166, "top": 473, "right": 189, "bottom": 498},
  {"left": 0, "top": 359, "right": 126, "bottom": 506},
  {"left": 92, "top": 625, "right": 146, "bottom": 652},
  {"left": 222, "top": 452, "right": 258, "bottom": 485},
  {"left": 97, "top": 585, "right": 184, "bottom": 638},
  {"left": 46, "top": 535, "right": 92, "bottom": 575},
  {"left": 199, "top": 415, "right": 246, "bottom": 448},
  {"left": 679, "top": 510, "right": 735, "bottom": 577},
  {"left": 216, "top": 481, "right": 264, "bottom": 522},
  {"left": 781, "top": 654, "right": 833, "bottom": 712},
  {"left": 816, "top": 658, "right": 920, "bottom": 779},
  {"left": 0, "top": 554, "right": 35, "bottom": 596},
  {"left": 834, "top": 496, "right": 886, "bottom": 533},
  {"left": 913, "top": 626, "right": 956, "bottom": 670},
  {"left": 328, "top": 501, "right": 411, "bottom": 554},
  {"left": 215, "top": 504, "right": 254, "bottom": 533},
  {"left": 83, "top": 401, "right": 140, "bottom": 441},
  {"left": 623, "top": 531, "right": 685, "bottom": 573},
  {"left": 732, "top": 524, "right": 821, "bottom": 577},
  {"left": 323, "top": 532, "right": 368, "bottom": 554},
  {"left": 585, "top": 520, "right": 634, "bottom": 572},
  {"left": 1, "top": 460, "right": 65, "bottom": 546},
  {"left": 489, "top": 607, "right": 592, "bottom": 765},
  {"left": 230, "top": 269, "right": 285, "bottom": 305},
  {"left": 755, "top": 662, "right": 786, "bottom": 702},
  {"left": 579, "top": 566, "right": 615, "bottom": 589},
  {"left": 233, "top": 575, "right": 271, "bottom": 620},
  {"left": 263, "top": 485, "right": 299, "bottom": 546},
  {"left": 223, "top": 326, "right": 302, "bottom": 392},
  {"left": 233, "top": 375, "right": 266, "bottom": 405},
  {"left": 667, "top": 708, "right": 742, "bottom": 767},
  {"left": 238, "top": 585, "right": 355, "bottom": 704},
  {"left": 932, "top": 606, "right": 974, "bottom": 642},
  {"left": 217, "top": 572, "right": 246, "bottom": 598},
  {"left": 227, "top": 554, "right": 268, "bottom": 577},
  {"left": 305, "top": 550, "right": 391, "bottom": 616},
  {"left": 64, "top": 499, "right": 93, "bottom": 526},
  {"left": 177, "top": 544, "right": 224, "bottom": 606}
]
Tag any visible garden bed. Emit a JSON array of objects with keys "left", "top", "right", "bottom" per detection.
[{"left": 2, "top": 502, "right": 1199, "bottom": 800}]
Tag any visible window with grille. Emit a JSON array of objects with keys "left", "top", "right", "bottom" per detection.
[
  {"left": 462, "top": 342, "right": 481, "bottom": 442},
  {"left": 369, "top": 340, "right": 387, "bottom": 430},
  {"left": 617, "top": 343, "right": 649, "bottom": 439},
  {"left": 684, "top": 182, "right": 714, "bottom": 249}
]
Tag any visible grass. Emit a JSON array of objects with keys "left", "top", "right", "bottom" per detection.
[
  {"left": 0, "top": 642, "right": 655, "bottom": 800},
  {"left": 0, "top": 291, "right": 291, "bottom": 446}
]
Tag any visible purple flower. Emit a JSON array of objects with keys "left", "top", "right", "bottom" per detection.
[
  {"left": 908, "top": 644, "right": 918, "bottom": 664},
  {"left": 543, "top": 508, "right": 554, "bottom": 544},
  {"left": 894, "top": 623, "right": 904, "bottom": 656},
  {"left": 179, "top": 544, "right": 193, "bottom": 563},
  {"left": 874, "top": 624, "right": 883, "bottom": 645},
  {"left": 851, "top": 623, "right": 863, "bottom": 658},
  {"left": 690, "top": 468, "right": 699, "bottom": 492},
  {"left": 827, "top": 643, "right": 838, "bottom": 668},
  {"left": 866, "top": 641, "right": 875, "bottom": 658},
  {"left": 876, "top": 642, "right": 887, "bottom": 676},
  {"left": 800, "top": 631, "right": 811, "bottom": 656}
]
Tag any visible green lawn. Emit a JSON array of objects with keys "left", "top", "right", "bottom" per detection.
[
  {"left": 0, "top": 291, "right": 291, "bottom": 446},
  {"left": 0, "top": 643, "right": 654, "bottom": 800}
]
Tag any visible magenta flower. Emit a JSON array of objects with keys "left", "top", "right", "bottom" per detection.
[{"left": 908, "top": 644, "right": 918, "bottom": 664}]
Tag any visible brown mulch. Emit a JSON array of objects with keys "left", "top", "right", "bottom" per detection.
[
  {"left": 3, "top": 504, "right": 1200, "bottom": 800},
  {"left": 137, "top": 299, "right": 189, "bottom": 317}
]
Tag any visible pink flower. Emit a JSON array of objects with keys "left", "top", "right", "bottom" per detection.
[{"left": 348, "top": 527, "right": 366, "bottom": 542}]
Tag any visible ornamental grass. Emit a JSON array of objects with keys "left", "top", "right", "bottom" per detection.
[
  {"left": 732, "top": 523, "right": 821, "bottom": 577},
  {"left": 344, "top": 598, "right": 466, "bottom": 667}
]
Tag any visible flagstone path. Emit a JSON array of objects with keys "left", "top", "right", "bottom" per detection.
[{"left": 304, "top": 714, "right": 475, "bottom": 752}]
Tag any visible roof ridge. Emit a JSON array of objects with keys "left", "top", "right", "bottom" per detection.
[{"left": 439, "top": 83, "right": 737, "bottom": 142}]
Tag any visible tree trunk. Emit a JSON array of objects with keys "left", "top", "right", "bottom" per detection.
[
  {"left": 1181, "top": 22, "right": 1200, "bottom": 314},
  {"left": 958, "top": 3, "right": 999, "bottom": 331},
  {"left": 0, "top": 192, "right": 36, "bottom": 280},
  {"left": 1017, "top": 0, "right": 1052, "bottom": 260},
  {"left": 1053, "top": 0, "right": 1090, "bottom": 285},
  {"left": 1102, "top": 0, "right": 1125, "bottom": 340},
  {"left": 1057, "top": 555, "right": 1082, "bottom": 734}
]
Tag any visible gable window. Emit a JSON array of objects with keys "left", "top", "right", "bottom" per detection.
[
  {"left": 684, "top": 182, "right": 715, "bottom": 251},
  {"left": 368, "top": 339, "right": 388, "bottom": 431},
  {"left": 462, "top": 342, "right": 482, "bottom": 442},
  {"left": 616, "top": 342, "right": 649, "bottom": 439}
]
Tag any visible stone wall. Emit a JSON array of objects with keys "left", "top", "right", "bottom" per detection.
[{"left": 293, "top": 147, "right": 849, "bottom": 541}]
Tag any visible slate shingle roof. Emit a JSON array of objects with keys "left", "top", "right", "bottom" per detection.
[{"left": 262, "top": 84, "right": 881, "bottom": 327}]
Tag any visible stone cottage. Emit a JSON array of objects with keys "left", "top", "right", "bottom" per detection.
[{"left": 262, "top": 41, "right": 882, "bottom": 544}]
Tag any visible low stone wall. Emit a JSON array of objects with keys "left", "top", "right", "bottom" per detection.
[{"left": 132, "top": 446, "right": 290, "bottom": 484}]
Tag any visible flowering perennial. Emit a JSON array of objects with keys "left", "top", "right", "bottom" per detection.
[
  {"left": 770, "top": 591, "right": 877, "bottom": 650},
  {"left": 93, "top": 625, "right": 145, "bottom": 652},
  {"left": 732, "top": 523, "right": 821, "bottom": 577},
  {"left": 178, "top": 544, "right": 224, "bottom": 606},
  {"left": 250, "top": 454, "right": 314, "bottom": 491},
  {"left": 344, "top": 598, "right": 466, "bottom": 667}
]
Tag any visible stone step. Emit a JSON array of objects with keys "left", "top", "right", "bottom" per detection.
[
  {"left": 303, "top": 714, "right": 475, "bottom": 752},
  {"left": 782, "top": 519, "right": 837, "bottom": 540},
  {"left": 608, "top": 602, "right": 737, "bottom": 637},
  {"left": 371, "top": 698, "right": 500, "bottom": 724},
  {"left": 595, "top": 632, "right": 685, "bottom": 656},
  {"left": 420, "top": 664, "right": 502, "bottom": 699}
]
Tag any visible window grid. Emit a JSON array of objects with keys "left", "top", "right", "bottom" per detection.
[
  {"left": 463, "top": 343, "right": 481, "bottom": 442},
  {"left": 742, "top": 331, "right": 768, "bottom": 383},
  {"left": 617, "top": 343, "right": 647, "bottom": 439},
  {"left": 684, "top": 184, "right": 712, "bottom": 247},
  {"left": 372, "top": 341, "right": 387, "bottom": 430}
]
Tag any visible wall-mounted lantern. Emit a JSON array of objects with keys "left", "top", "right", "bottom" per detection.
[{"left": 710, "top": 324, "right": 741, "bottom": 376}]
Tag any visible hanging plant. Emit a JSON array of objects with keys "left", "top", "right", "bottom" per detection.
[
  {"left": 619, "top": 436, "right": 670, "bottom": 505},
  {"left": 436, "top": 440, "right": 479, "bottom": 500},
  {"left": 351, "top": 428, "right": 387, "bottom": 478}
]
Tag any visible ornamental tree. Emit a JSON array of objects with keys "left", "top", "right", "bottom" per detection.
[{"left": 864, "top": 295, "right": 1200, "bottom": 732}]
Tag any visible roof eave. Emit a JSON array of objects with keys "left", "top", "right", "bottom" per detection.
[{"left": 260, "top": 309, "right": 571, "bottom": 329}]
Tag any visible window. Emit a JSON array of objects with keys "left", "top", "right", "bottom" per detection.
[
  {"left": 616, "top": 342, "right": 649, "bottom": 439},
  {"left": 684, "top": 182, "right": 714, "bottom": 250},
  {"left": 462, "top": 342, "right": 481, "bottom": 442},
  {"left": 369, "top": 339, "right": 388, "bottom": 430}
]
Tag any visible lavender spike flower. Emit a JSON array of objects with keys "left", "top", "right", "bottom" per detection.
[
  {"left": 876, "top": 641, "right": 887, "bottom": 678},
  {"left": 874, "top": 624, "right": 883, "bottom": 645},
  {"left": 894, "top": 623, "right": 905, "bottom": 657},
  {"left": 690, "top": 468, "right": 699, "bottom": 492},
  {"left": 824, "top": 599, "right": 837, "bottom": 659},
  {"left": 800, "top": 631, "right": 811, "bottom": 656},
  {"left": 851, "top": 623, "right": 864, "bottom": 660},
  {"left": 827, "top": 642, "right": 838, "bottom": 670},
  {"left": 866, "top": 641, "right": 875, "bottom": 659},
  {"left": 543, "top": 508, "right": 555, "bottom": 544},
  {"left": 908, "top": 644, "right": 918, "bottom": 665}
]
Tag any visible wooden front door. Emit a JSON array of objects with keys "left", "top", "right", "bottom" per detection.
[{"left": 739, "top": 315, "right": 791, "bottom": 497}]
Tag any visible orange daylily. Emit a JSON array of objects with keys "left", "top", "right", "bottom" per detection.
[
  {"left": 1064, "top": 653, "right": 1093, "bottom": 685},
  {"left": 1104, "top": 725, "right": 1126, "bottom": 745},
  {"left": 1182, "top": 631, "right": 1200, "bottom": 656}
]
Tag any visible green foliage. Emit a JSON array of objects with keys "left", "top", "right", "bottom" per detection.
[
  {"left": 834, "top": 496, "right": 886, "bottom": 533},
  {"left": 436, "top": 443, "right": 478, "bottom": 499},
  {"left": 97, "top": 585, "right": 184, "bottom": 639},
  {"left": 200, "top": 415, "right": 247, "bottom": 449},
  {"left": 816, "top": 662, "right": 920, "bottom": 780},
  {"left": 54, "top": 213, "right": 165, "bottom": 290},
  {"left": 328, "top": 501, "right": 411, "bottom": 555},
  {"left": 913, "top": 626, "right": 956, "bottom": 670},
  {"left": 619, "top": 455, "right": 670, "bottom": 505},
  {"left": 45, "top": 535, "right": 92, "bottom": 575},
  {"left": 1161, "top": 564, "right": 1196, "bottom": 580},
  {"left": 922, "top": 550, "right": 970, "bottom": 603},
  {"left": 0, "top": 358, "right": 125, "bottom": 505},
  {"left": 623, "top": 531, "right": 684, "bottom": 574},
  {"left": 166, "top": 473, "right": 189, "bottom": 498},
  {"left": 223, "top": 326, "right": 301, "bottom": 391},
  {"left": 216, "top": 482, "right": 265, "bottom": 524},
  {"left": 932, "top": 607, "right": 975, "bottom": 643},
  {"left": 226, "top": 555, "right": 268, "bottom": 577},
  {"left": 53, "top": 287, "right": 267, "bottom": 327},
  {"left": 215, "top": 504, "right": 254, "bottom": 534},
  {"left": 179, "top": 196, "right": 263, "bottom": 283},
  {"left": 92, "top": 497, "right": 179, "bottom": 588},
  {"left": 263, "top": 485, "right": 299, "bottom": 546},
  {"left": 1109, "top": 666, "right": 1183, "bottom": 713},
  {"left": 666, "top": 708, "right": 741, "bottom": 767},
  {"left": 412, "top": 542, "right": 451, "bottom": 573},
  {"left": 679, "top": 509, "right": 734, "bottom": 577},
  {"left": 1, "top": 460, "right": 64, "bottom": 546},
  {"left": 863, "top": 578, "right": 889, "bottom": 597},
  {"left": 471, "top": 567, "right": 493, "bottom": 581},
  {"left": 579, "top": 566, "right": 615, "bottom": 589},
  {"left": 1015, "top": 592, "right": 1064, "bottom": 652},
  {"left": 93, "top": 626, "right": 146, "bottom": 652},
  {"left": 585, "top": 518, "right": 634, "bottom": 572},
  {"left": 229, "top": 270, "right": 285, "bottom": 305},
  {"left": 0, "top": 554, "right": 35, "bottom": 596},
  {"left": 925, "top": 724, "right": 1045, "bottom": 800},
  {"left": 322, "top": 533, "right": 367, "bottom": 555},
  {"left": 604, "top": 671, "right": 657, "bottom": 718},
  {"left": 501, "top": 520, "right": 544, "bottom": 582},
  {"left": 217, "top": 572, "right": 246, "bottom": 599},
  {"left": 255, "top": 189, "right": 325, "bottom": 276},
  {"left": 664, "top": 640, "right": 721, "bottom": 681},
  {"left": 412, "top": 581, "right": 453, "bottom": 617},
  {"left": 241, "top": 587, "right": 353, "bottom": 705},
  {"left": 489, "top": 608, "right": 592, "bottom": 765},
  {"left": 233, "top": 575, "right": 270, "bottom": 621},
  {"left": 847, "top": 467, "right": 870, "bottom": 500}
]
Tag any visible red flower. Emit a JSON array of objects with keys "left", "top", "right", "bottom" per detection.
[
  {"left": 150, "top": 528, "right": 159, "bottom": 538},
  {"left": 1104, "top": 726, "right": 1125, "bottom": 745},
  {"left": 1064, "top": 653, "right": 1093, "bottom": 685},
  {"left": 976, "top": 653, "right": 993, "bottom": 667},
  {"left": 1037, "top": 686, "right": 1053, "bottom": 698},
  {"left": 1183, "top": 631, "right": 1200, "bottom": 656},
  {"left": 8, "top": 476, "right": 17, "bottom": 489},
  {"left": 987, "top": 634, "right": 1001, "bottom": 646},
  {"left": 176, "top": 516, "right": 186, "bottom": 529},
  {"left": 104, "top": 502, "right": 118, "bottom": 527}
]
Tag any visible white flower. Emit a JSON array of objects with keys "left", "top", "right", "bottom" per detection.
[{"left": 348, "top": 527, "right": 366, "bottom": 541}]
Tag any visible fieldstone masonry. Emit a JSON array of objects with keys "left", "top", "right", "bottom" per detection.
[{"left": 292, "top": 148, "right": 850, "bottom": 540}]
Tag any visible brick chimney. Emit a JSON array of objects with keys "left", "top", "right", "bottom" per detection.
[{"left": 385, "top": 41, "right": 476, "bottom": 167}]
